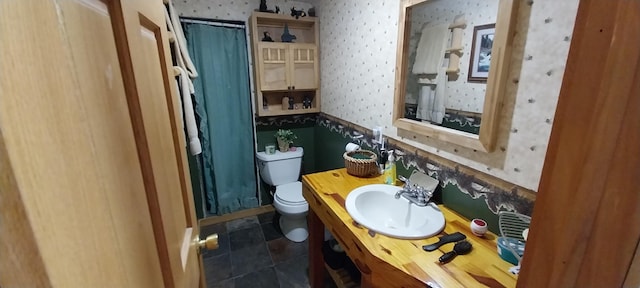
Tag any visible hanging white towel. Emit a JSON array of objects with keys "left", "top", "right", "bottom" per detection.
[
  {"left": 416, "top": 68, "right": 447, "bottom": 124},
  {"left": 431, "top": 67, "right": 447, "bottom": 124},
  {"left": 166, "top": 1, "right": 198, "bottom": 80},
  {"left": 412, "top": 23, "right": 449, "bottom": 75},
  {"left": 165, "top": 0, "right": 201, "bottom": 155},
  {"left": 175, "top": 66, "right": 202, "bottom": 155},
  {"left": 416, "top": 85, "right": 434, "bottom": 121}
]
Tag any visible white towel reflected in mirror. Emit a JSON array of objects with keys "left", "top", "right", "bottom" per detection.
[
  {"left": 416, "top": 68, "right": 446, "bottom": 124},
  {"left": 412, "top": 23, "right": 448, "bottom": 125},
  {"left": 412, "top": 24, "right": 449, "bottom": 75}
]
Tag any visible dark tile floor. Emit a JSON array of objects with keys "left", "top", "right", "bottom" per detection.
[{"left": 200, "top": 211, "right": 337, "bottom": 288}]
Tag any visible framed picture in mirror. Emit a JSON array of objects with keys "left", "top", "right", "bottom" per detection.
[{"left": 468, "top": 23, "right": 496, "bottom": 83}]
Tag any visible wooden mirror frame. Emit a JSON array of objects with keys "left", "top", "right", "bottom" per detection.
[{"left": 392, "top": 0, "right": 519, "bottom": 152}]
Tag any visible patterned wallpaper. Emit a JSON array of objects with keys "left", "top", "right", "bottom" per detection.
[
  {"left": 405, "top": 0, "right": 499, "bottom": 113},
  {"left": 317, "top": 0, "right": 579, "bottom": 191},
  {"left": 174, "top": 0, "right": 580, "bottom": 191}
]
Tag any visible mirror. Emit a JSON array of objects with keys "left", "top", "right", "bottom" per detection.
[{"left": 393, "top": 0, "right": 518, "bottom": 152}]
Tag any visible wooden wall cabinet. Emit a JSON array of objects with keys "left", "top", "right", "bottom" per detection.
[
  {"left": 250, "top": 12, "right": 320, "bottom": 116},
  {"left": 258, "top": 43, "right": 317, "bottom": 91}
]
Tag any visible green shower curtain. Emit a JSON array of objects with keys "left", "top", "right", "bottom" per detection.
[{"left": 185, "top": 22, "right": 258, "bottom": 215}]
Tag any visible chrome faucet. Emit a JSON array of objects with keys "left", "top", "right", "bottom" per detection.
[{"left": 394, "top": 175, "right": 433, "bottom": 207}]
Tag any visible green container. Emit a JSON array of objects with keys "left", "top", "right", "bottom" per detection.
[{"left": 496, "top": 237, "right": 525, "bottom": 265}]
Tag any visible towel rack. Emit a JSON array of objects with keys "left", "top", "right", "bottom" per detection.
[{"left": 446, "top": 15, "right": 467, "bottom": 75}]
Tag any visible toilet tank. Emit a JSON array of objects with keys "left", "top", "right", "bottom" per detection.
[{"left": 256, "top": 147, "right": 304, "bottom": 186}]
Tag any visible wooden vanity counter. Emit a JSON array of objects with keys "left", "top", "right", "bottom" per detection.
[{"left": 302, "top": 169, "right": 518, "bottom": 288}]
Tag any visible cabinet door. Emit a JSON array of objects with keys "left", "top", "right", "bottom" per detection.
[
  {"left": 258, "top": 43, "right": 289, "bottom": 91},
  {"left": 290, "top": 44, "right": 318, "bottom": 90}
]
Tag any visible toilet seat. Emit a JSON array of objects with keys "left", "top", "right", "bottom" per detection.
[{"left": 275, "top": 181, "right": 306, "bottom": 206}]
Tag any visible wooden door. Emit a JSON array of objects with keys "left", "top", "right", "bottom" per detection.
[
  {"left": 0, "top": 0, "right": 202, "bottom": 287},
  {"left": 290, "top": 44, "right": 318, "bottom": 90},
  {"left": 258, "top": 42, "right": 289, "bottom": 91},
  {"left": 517, "top": 0, "right": 640, "bottom": 286}
]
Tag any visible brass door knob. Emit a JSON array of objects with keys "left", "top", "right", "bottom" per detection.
[{"left": 197, "top": 234, "right": 219, "bottom": 252}]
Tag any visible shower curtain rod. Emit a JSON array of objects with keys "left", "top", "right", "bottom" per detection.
[{"left": 180, "top": 17, "right": 245, "bottom": 29}]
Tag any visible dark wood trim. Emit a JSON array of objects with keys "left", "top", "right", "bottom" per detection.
[
  {"left": 108, "top": 3, "right": 174, "bottom": 286},
  {"left": 625, "top": 240, "right": 640, "bottom": 287},
  {"left": 198, "top": 205, "right": 275, "bottom": 227},
  {"left": 307, "top": 208, "right": 326, "bottom": 288},
  {"left": 517, "top": 0, "right": 640, "bottom": 286}
]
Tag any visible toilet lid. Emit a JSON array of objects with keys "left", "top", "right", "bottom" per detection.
[{"left": 275, "top": 181, "right": 305, "bottom": 205}]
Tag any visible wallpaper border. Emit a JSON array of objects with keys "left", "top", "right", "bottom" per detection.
[{"left": 317, "top": 113, "right": 536, "bottom": 216}]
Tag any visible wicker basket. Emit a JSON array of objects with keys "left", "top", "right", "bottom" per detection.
[{"left": 343, "top": 150, "right": 378, "bottom": 177}]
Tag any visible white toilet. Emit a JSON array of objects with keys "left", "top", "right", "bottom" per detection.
[{"left": 256, "top": 147, "right": 309, "bottom": 242}]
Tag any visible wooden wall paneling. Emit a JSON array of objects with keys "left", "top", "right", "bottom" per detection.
[{"left": 517, "top": 0, "right": 640, "bottom": 286}]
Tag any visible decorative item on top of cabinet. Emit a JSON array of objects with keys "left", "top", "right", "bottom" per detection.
[
  {"left": 259, "top": 0, "right": 280, "bottom": 14},
  {"left": 250, "top": 11, "right": 320, "bottom": 117},
  {"left": 290, "top": 7, "right": 307, "bottom": 19}
]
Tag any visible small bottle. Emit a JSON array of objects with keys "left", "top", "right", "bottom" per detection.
[
  {"left": 378, "top": 147, "right": 387, "bottom": 175},
  {"left": 384, "top": 150, "right": 396, "bottom": 185}
]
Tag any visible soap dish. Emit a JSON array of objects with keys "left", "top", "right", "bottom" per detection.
[{"left": 408, "top": 170, "right": 439, "bottom": 192}]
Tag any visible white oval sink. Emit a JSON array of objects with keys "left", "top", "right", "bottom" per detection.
[{"left": 345, "top": 184, "right": 445, "bottom": 239}]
